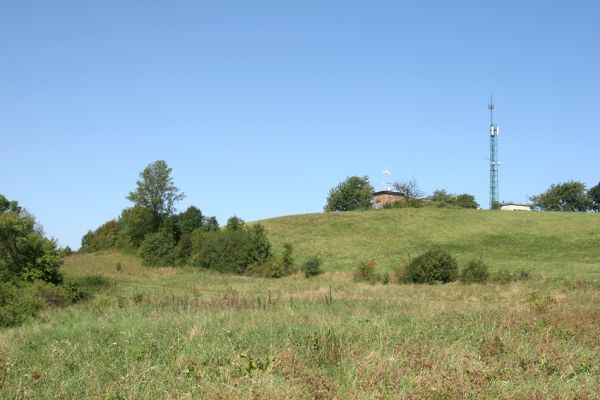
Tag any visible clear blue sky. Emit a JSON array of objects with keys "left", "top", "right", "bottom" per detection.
[{"left": 1, "top": 1, "right": 599, "bottom": 249}]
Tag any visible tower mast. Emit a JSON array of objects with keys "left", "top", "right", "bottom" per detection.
[{"left": 488, "top": 96, "right": 500, "bottom": 208}]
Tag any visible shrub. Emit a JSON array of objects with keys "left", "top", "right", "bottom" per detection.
[
  {"left": 407, "top": 249, "right": 458, "bottom": 284},
  {"left": 281, "top": 243, "right": 294, "bottom": 272},
  {"left": 302, "top": 256, "right": 322, "bottom": 277},
  {"left": 190, "top": 223, "right": 273, "bottom": 275},
  {"left": 260, "top": 258, "right": 285, "bottom": 278},
  {"left": 139, "top": 231, "right": 178, "bottom": 266},
  {"left": 459, "top": 259, "right": 490, "bottom": 283},
  {"left": 0, "top": 283, "right": 40, "bottom": 327},
  {"left": 353, "top": 260, "right": 378, "bottom": 283},
  {"left": 302, "top": 256, "right": 322, "bottom": 278}
]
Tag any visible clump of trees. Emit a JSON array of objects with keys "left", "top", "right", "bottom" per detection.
[
  {"left": 81, "top": 161, "right": 294, "bottom": 278},
  {"left": 429, "top": 189, "right": 479, "bottom": 209},
  {"left": 530, "top": 181, "right": 599, "bottom": 212}
]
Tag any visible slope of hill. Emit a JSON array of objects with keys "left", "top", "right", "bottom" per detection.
[{"left": 258, "top": 208, "right": 600, "bottom": 278}]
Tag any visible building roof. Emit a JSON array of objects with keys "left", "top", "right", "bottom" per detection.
[{"left": 372, "top": 190, "right": 403, "bottom": 196}]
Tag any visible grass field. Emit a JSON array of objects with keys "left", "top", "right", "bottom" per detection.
[{"left": 1, "top": 208, "right": 599, "bottom": 399}]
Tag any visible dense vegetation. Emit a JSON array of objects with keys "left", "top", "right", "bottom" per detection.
[
  {"left": 81, "top": 161, "right": 295, "bottom": 277},
  {"left": 0, "top": 195, "right": 89, "bottom": 327}
]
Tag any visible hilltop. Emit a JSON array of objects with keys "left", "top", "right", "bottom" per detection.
[{"left": 258, "top": 208, "right": 600, "bottom": 278}]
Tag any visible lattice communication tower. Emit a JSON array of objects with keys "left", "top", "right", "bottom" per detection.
[{"left": 488, "top": 96, "right": 500, "bottom": 208}]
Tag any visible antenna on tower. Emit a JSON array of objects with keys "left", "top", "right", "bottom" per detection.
[
  {"left": 488, "top": 95, "right": 495, "bottom": 125},
  {"left": 383, "top": 166, "right": 392, "bottom": 191}
]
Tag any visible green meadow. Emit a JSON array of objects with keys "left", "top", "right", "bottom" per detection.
[{"left": 1, "top": 208, "right": 599, "bottom": 399}]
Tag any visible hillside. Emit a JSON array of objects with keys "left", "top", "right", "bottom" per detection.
[
  {"left": 2, "top": 209, "right": 599, "bottom": 398},
  {"left": 258, "top": 208, "right": 600, "bottom": 278}
]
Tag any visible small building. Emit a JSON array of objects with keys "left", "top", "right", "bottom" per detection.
[
  {"left": 500, "top": 203, "right": 531, "bottom": 212},
  {"left": 372, "top": 191, "right": 403, "bottom": 209}
]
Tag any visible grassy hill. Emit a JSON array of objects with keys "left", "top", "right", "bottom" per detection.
[
  {"left": 1, "top": 208, "right": 599, "bottom": 399},
  {"left": 259, "top": 208, "right": 600, "bottom": 278}
]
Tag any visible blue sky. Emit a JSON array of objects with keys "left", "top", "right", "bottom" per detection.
[{"left": 1, "top": 1, "right": 599, "bottom": 249}]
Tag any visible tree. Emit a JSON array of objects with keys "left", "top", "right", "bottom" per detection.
[
  {"left": 127, "top": 160, "right": 185, "bottom": 219},
  {"left": 589, "top": 182, "right": 600, "bottom": 211},
  {"left": 429, "top": 189, "right": 479, "bottom": 209},
  {"left": 177, "top": 206, "right": 205, "bottom": 236},
  {"left": 530, "top": 181, "right": 592, "bottom": 212},
  {"left": 119, "top": 206, "right": 159, "bottom": 248},
  {"left": 0, "top": 195, "right": 62, "bottom": 284},
  {"left": 453, "top": 194, "right": 479, "bottom": 209},
  {"left": 392, "top": 179, "right": 423, "bottom": 200},
  {"left": 430, "top": 189, "right": 454, "bottom": 204},
  {"left": 325, "top": 176, "right": 374, "bottom": 212}
]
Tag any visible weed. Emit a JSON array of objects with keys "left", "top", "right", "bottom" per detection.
[{"left": 353, "top": 260, "right": 379, "bottom": 283}]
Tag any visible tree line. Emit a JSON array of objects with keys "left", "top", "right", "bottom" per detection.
[
  {"left": 324, "top": 176, "right": 479, "bottom": 211},
  {"left": 324, "top": 176, "right": 600, "bottom": 212},
  {"left": 81, "top": 160, "right": 310, "bottom": 278}
]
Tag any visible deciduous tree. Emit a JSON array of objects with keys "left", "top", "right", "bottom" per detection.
[{"left": 325, "top": 176, "right": 374, "bottom": 211}]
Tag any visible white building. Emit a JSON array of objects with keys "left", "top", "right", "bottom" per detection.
[{"left": 500, "top": 203, "right": 531, "bottom": 212}]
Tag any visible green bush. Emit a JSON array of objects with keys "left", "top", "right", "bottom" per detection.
[
  {"left": 190, "top": 223, "right": 273, "bottom": 274},
  {"left": 353, "top": 260, "right": 379, "bottom": 283},
  {"left": 138, "top": 231, "right": 178, "bottom": 266},
  {"left": 407, "top": 249, "right": 458, "bottom": 284},
  {"left": 0, "top": 283, "right": 40, "bottom": 327},
  {"left": 302, "top": 256, "right": 322, "bottom": 278},
  {"left": 459, "top": 259, "right": 490, "bottom": 283}
]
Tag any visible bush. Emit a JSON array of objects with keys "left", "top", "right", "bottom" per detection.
[
  {"left": 353, "top": 260, "right": 378, "bottom": 283},
  {"left": 459, "top": 259, "right": 489, "bottom": 283},
  {"left": 190, "top": 222, "right": 273, "bottom": 274},
  {"left": 302, "top": 256, "right": 322, "bottom": 278},
  {"left": 138, "top": 230, "right": 178, "bottom": 266},
  {"left": 0, "top": 283, "right": 40, "bottom": 327},
  {"left": 492, "top": 268, "right": 531, "bottom": 283},
  {"left": 407, "top": 249, "right": 458, "bottom": 284}
]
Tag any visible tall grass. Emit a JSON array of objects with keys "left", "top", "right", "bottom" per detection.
[{"left": 0, "top": 251, "right": 599, "bottom": 399}]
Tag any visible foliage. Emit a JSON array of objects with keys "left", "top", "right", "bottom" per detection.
[
  {"left": 127, "top": 160, "right": 186, "bottom": 219},
  {"left": 190, "top": 223, "right": 273, "bottom": 274},
  {"left": 0, "top": 282, "right": 40, "bottom": 327},
  {"left": 392, "top": 179, "right": 423, "bottom": 200},
  {"left": 118, "top": 206, "right": 159, "bottom": 248},
  {"left": 324, "top": 176, "right": 374, "bottom": 212},
  {"left": 177, "top": 206, "right": 205, "bottom": 236},
  {"left": 430, "top": 189, "right": 479, "bottom": 209},
  {"left": 80, "top": 220, "right": 122, "bottom": 252},
  {"left": 138, "top": 230, "right": 178, "bottom": 266},
  {"left": 429, "top": 189, "right": 454, "bottom": 204},
  {"left": 589, "top": 182, "right": 600, "bottom": 211},
  {"left": 0, "top": 195, "right": 63, "bottom": 284},
  {"left": 407, "top": 249, "right": 458, "bottom": 284},
  {"left": 530, "top": 181, "right": 592, "bottom": 211},
  {"left": 353, "top": 260, "right": 379, "bottom": 283},
  {"left": 491, "top": 201, "right": 502, "bottom": 210},
  {"left": 459, "top": 259, "right": 489, "bottom": 283},
  {"left": 302, "top": 256, "right": 322, "bottom": 277},
  {"left": 453, "top": 193, "right": 479, "bottom": 209},
  {"left": 281, "top": 243, "right": 294, "bottom": 272}
]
